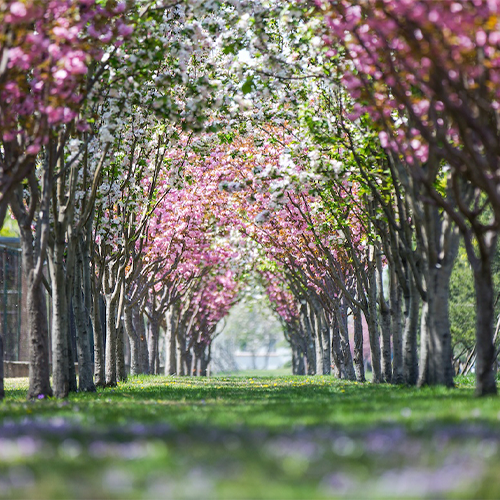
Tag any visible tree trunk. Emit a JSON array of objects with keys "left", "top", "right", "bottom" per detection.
[
  {"left": 48, "top": 244, "right": 70, "bottom": 398},
  {"left": 391, "top": 273, "right": 404, "bottom": 384},
  {"left": 474, "top": 260, "right": 498, "bottom": 396},
  {"left": 73, "top": 247, "right": 95, "bottom": 392},
  {"left": 321, "top": 323, "right": 332, "bottom": 375},
  {"left": 116, "top": 322, "right": 126, "bottom": 382},
  {"left": 131, "top": 306, "right": 148, "bottom": 374},
  {"left": 378, "top": 307, "right": 392, "bottom": 383},
  {"left": 353, "top": 307, "right": 365, "bottom": 382},
  {"left": 67, "top": 309, "right": 78, "bottom": 393},
  {"left": 336, "top": 302, "right": 356, "bottom": 380},
  {"left": 10, "top": 181, "right": 52, "bottom": 399},
  {"left": 104, "top": 294, "right": 117, "bottom": 387},
  {"left": 418, "top": 266, "right": 455, "bottom": 388},
  {"left": 176, "top": 329, "right": 186, "bottom": 376},
  {"left": 164, "top": 307, "right": 177, "bottom": 375},
  {"left": 124, "top": 303, "right": 141, "bottom": 375},
  {"left": 25, "top": 279, "right": 53, "bottom": 399},
  {"left": 311, "top": 307, "right": 324, "bottom": 376},
  {"left": 300, "top": 304, "right": 316, "bottom": 375},
  {"left": 292, "top": 344, "right": 305, "bottom": 375},
  {"left": 92, "top": 290, "right": 105, "bottom": 386},
  {"left": 185, "top": 348, "right": 193, "bottom": 376},
  {"left": 330, "top": 319, "right": 345, "bottom": 379},
  {"left": 377, "top": 255, "right": 392, "bottom": 383},
  {"left": 403, "top": 277, "right": 419, "bottom": 385},
  {"left": 20, "top": 253, "right": 52, "bottom": 399},
  {"left": 200, "top": 346, "right": 209, "bottom": 376},
  {"left": 367, "top": 264, "right": 382, "bottom": 383},
  {"left": 148, "top": 318, "right": 159, "bottom": 375}
]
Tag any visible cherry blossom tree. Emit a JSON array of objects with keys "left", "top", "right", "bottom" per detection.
[{"left": 316, "top": 0, "right": 500, "bottom": 395}]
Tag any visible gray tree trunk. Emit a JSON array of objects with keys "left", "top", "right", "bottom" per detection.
[
  {"left": 377, "top": 256, "right": 392, "bottom": 383},
  {"left": 353, "top": 307, "right": 365, "bottom": 382},
  {"left": 391, "top": 272, "right": 404, "bottom": 384},
  {"left": 473, "top": 258, "right": 498, "bottom": 395},
  {"left": 48, "top": 244, "right": 70, "bottom": 398},
  {"left": 92, "top": 289, "right": 105, "bottom": 386},
  {"left": 418, "top": 278, "right": 454, "bottom": 387},
  {"left": 321, "top": 323, "right": 332, "bottom": 375},
  {"left": 418, "top": 264, "right": 456, "bottom": 388},
  {"left": 330, "top": 322, "right": 344, "bottom": 379},
  {"left": 133, "top": 306, "right": 149, "bottom": 374},
  {"left": 292, "top": 345, "right": 305, "bottom": 375},
  {"left": 311, "top": 307, "right": 324, "bottom": 375},
  {"left": 26, "top": 278, "right": 53, "bottom": 400},
  {"left": 148, "top": 318, "right": 160, "bottom": 375},
  {"left": 403, "top": 276, "right": 419, "bottom": 385},
  {"left": 200, "top": 347, "right": 209, "bottom": 376},
  {"left": 176, "top": 329, "right": 186, "bottom": 376},
  {"left": 67, "top": 309, "right": 78, "bottom": 393},
  {"left": 116, "top": 322, "right": 127, "bottom": 382},
  {"left": 124, "top": 303, "right": 141, "bottom": 375},
  {"left": 10, "top": 177, "right": 52, "bottom": 400},
  {"left": 367, "top": 264, "right": 382, "bottom": 383},
  {"left": 164, "top": 307, "right": 177, "bottom": 375},
  {"left": 336, "top": 302, "right": 356, "bottom": 380},
  {"left": 20, "top": 244, "right": 53, "bottom": 399},
  {"left": 185, "top": 348, "right": 193, "bottom": 376},
  {"left": 104, "top": 294, "right": 117, "bottom": 387},
  {"left": 73, "top": 245, "right": 95, "bottom": 392},
  {"left": 300, "top": 304, "right": 316, "bottom": 375}
]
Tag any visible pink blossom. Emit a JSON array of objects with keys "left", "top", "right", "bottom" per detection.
[
  {"left": 26, "top": 144, "right": 41, "bottom": 155},
  {"left": 10, "top": 2, "right": 27, "bottom": 18}
]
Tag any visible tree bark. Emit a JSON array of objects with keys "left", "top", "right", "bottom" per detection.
[
  {"left": 377, "top": 254, "right": 392, "bottom": 383},
  {"left": 320, "top": 320, "right": 332, "bottom": 375},
  {"left": 116, "top": 322, "right": 127, "bottom": 382},
  {"left": 164, "top": 307, "right": 177, "bottom": 375},
  {"left": 124, "top": 303, "right": 141, "bottom": 375},
  {"left": 330, "top": 321, "right": 344, "bottom": 378},
  {"left": 367, "top": 263, "right": 382, "bottom": 383},
  {"left": 391, "top": 273, "right": 404, "bottom": 384},
  {"left": 73, "top": 246, "right": 95, "bottom": 392},
  {"left": 292, "top": 344, "right": 305, "bottom": 375},
  {"left": 26, "top": 282, "right": 53, "bottom": 399},
  {"left": 92, "top": 290, "right": 105, "bottom": 386},
  {"left": 474, "top": 260, "right": 498, "bottom": 395},
  {"left": 48, "top": 243, "right": 70, "bottom": 398},
  {"left": 133, "top": 306, "right": 149, "bottom": 374},
  {"left": 336, "top": 302, "right": 356, "bottom": 380},
  {"left": 300, "top": 304, "right": 316, "bottom": 375},
  {"left": 176, "top": 329, "right": 186, "bottom": 376},
  {"left": 200, "top": 346, "right": 209, "bottom": 376},
  {"left": 353, "top": 307, "right": 365, "bottom": 382},
  {"left": 104, "top": 294, "right": 117, "bottom": 387},
  {"left": 10, "top": 169, "right": 52, "bottom": 399},
  {"left": 418, "top": 267, "right": 455, "bottom": 388},
  {"left": 147, "top": 318, "right": 160, "bottom": 375},
  {"left": 402, "top": 276, "right": 419, "bottom": 385},
  {"left": 67, "top": 308, "right": 78, "bottom": 393}
]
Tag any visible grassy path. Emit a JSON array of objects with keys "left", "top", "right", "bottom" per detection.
[{"left": 1, "top": 375, "right": 500, "bottom": 498}]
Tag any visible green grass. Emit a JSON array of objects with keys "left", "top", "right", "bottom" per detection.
[
  {"left": 2, "top": 374, "right": 498, "bottom": 431},
  {"left": 1, "top": 374, "right": 500, "bottom": 499}
]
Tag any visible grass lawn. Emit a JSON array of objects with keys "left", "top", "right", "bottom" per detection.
[{"left": 1, "top": 374, "right": 500, "bottom": 499}]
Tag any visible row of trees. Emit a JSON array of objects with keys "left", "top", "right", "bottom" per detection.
[{"left": 1, "top": 0, "right": 500, "bottom": 399}]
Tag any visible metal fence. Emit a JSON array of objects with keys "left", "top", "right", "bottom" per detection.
[{"left": 0, "top": 238, "right": 22, "bottom": 361}]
